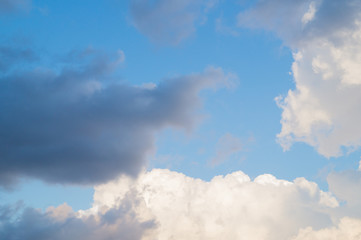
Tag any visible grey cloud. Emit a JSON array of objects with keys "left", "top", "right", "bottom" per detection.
[
  {"left": 0, "top": 201, "right": 155, "bottom": 240},
  {"left": 130, "top": 0, "right": 218, "bottom": 45},
  {"left": 238, "top": 0, "right": 312, "bottom": 43},
  {"left": 238, "top": 0, "right": 361, "bottom": 46},
  {"left": 0, "top": 0, "right": 31, "bottom": 13},
  {"left": 327, "top": 167, "right": 361, "bottom": 216},
  {"left": 0, "top": 45, "right": 37, "bottom": 72},
  {"left": 0, "top": 47, "right": 233, "bottom": 187}
]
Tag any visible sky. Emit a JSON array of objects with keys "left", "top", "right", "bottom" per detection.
[{"left": 1, "top": 0, "right": 361, "bottom": 239}]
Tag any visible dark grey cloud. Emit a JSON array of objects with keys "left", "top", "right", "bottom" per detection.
[
  {"left": 130, "top": 0, "right": 218, "bottom": 44},
  {"left": 0, "top": 47, "right": 233, "bottom": 187},
  {"left": 238, "top": 0, "right": 361, "bottom": 47},
  {"left": 0, "top": 0, "right": 31, "bottom": 13},
  {"left": 0, "top": 45, "right": 37, "bottom": 72}
]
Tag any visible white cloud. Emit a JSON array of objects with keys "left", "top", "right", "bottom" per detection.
[
  {"left": 276, "top": 21, "right": 361, "bottom": 157},
  {"left": 301, "top": 1, "right": 317, "bottom": 26},
  {"left": 91, "top": 169, "right": 338, "bottom": 240},
  {"left": 239, "top": 0, "right": 361, "bottom": 157}
]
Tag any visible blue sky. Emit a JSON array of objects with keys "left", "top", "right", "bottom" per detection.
[{"left": 1, "top": 0, "right": 361, "bottom": 239}]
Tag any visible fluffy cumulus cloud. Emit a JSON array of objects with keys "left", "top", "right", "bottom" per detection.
[
  {"left": 239, "top": 0, "right": 361, "bottom": 157},
  {"left": 0, "top": 168, "right": 346, "bottom": 240},
  {"left": 0, "top": 0, "right": 31, "bottom": 13},
  {"left": 0, "top": 47, "right": 235, "bottom": 187},
  {"left": 92, "top": 169, "right": 342, "bottom": 240},
  {"left": 130, "top": 0, "right": 218, "bottom": 44}
]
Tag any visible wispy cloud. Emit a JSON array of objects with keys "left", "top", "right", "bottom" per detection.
[
  {"left": 209, "top": 133, "right": 243, "bottom": 166},
  {"left": 130, "top": 0, "right": 218, "bottom": 45},
  {"left": 0, "top": 0, "right": 31, "bottom": 13}
]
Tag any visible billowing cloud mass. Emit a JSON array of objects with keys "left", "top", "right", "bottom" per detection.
[
  {"left": 0, "top": 47, "right": 234, "bottom": 187},
  {"left": 5, "top": 168, "right": 361, "bottom": 240},
  {"left": 0, "top": 0, "right": 31, "bottom": 13},
  {"left": 130, "top": 0, "right": 218, "bottom": 44},
  {"left": 91, "top": 169, "right": 340, "bottom": 240},
  {"left": 239, "top": 0, "right": 361, "bottom": 157}
]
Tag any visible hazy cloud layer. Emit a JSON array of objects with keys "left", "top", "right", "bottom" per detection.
[
  {"left": 0, "top": 45, "right": 37, "bottom": 71},
  {"left": 0, "top": 47, "right": 234, "bottom": 187},
  {"left": 238, "top": 0, "right": 361, "bottom": 47},
  {"left": 292, "top": 217, "right": 361, "bottom": 240},
  {"left": 4, "top": 168, "right": 360, "bottom": 239},
  {"left": 327, "top": 164, "right": 361, "bottom": 218},
  {"left": 239, "top": 0, "right": 361, "bottom": 157},
  {"left": 0, "top": 0, "right": 31, "bottom": 13},
  {"left": 130, "top": 0, "right": 218, "bottom": 44}
]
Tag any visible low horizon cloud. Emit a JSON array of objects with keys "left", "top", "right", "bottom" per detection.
[{"left": 2, "top": 166, "right": 361, "bottom": 239}]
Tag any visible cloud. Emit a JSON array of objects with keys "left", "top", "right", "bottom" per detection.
[
  {"left": 209, "top": 133, "right": 243, "bottom": 166},
  {"left": 292, "top": 217, "right": 361, "bottom": 240},
  {"left": 0, "top": 168, "right": 345, "bottom": 240},
  {"left": 0, "top": 202, "right": 156, "bottom": 240},
  {"left": 91, "top": 169, "right": 339, "bottom": 240},
  {"left": 0, "top": 47, "right": 235, "bottom": 187},
  {"left": 6, "top": 166, "right": 361, "bottom": 239},
  {"left": 0, "top": 0, "right": 31, "bottom": 13},
  {"left": 0, "top": 45, "right": 37, "bottom": 72},
  {"left": 327, "top": 162, "right": 361, "bottom": 218},
  {"left": 238, "top": 0, "right": 361, "bottom": 157},
  {"left": 238, "top": 0, "right": 361, "bottom": 47},
  {"left": 130, "top": 0, "right": 218, "bottom": 45},
  {"left": 238, "top": 0, "right": 315, "bottom": 45},
  {"left": 215, "top": 15, "right": 239, "bottom": 37}
]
